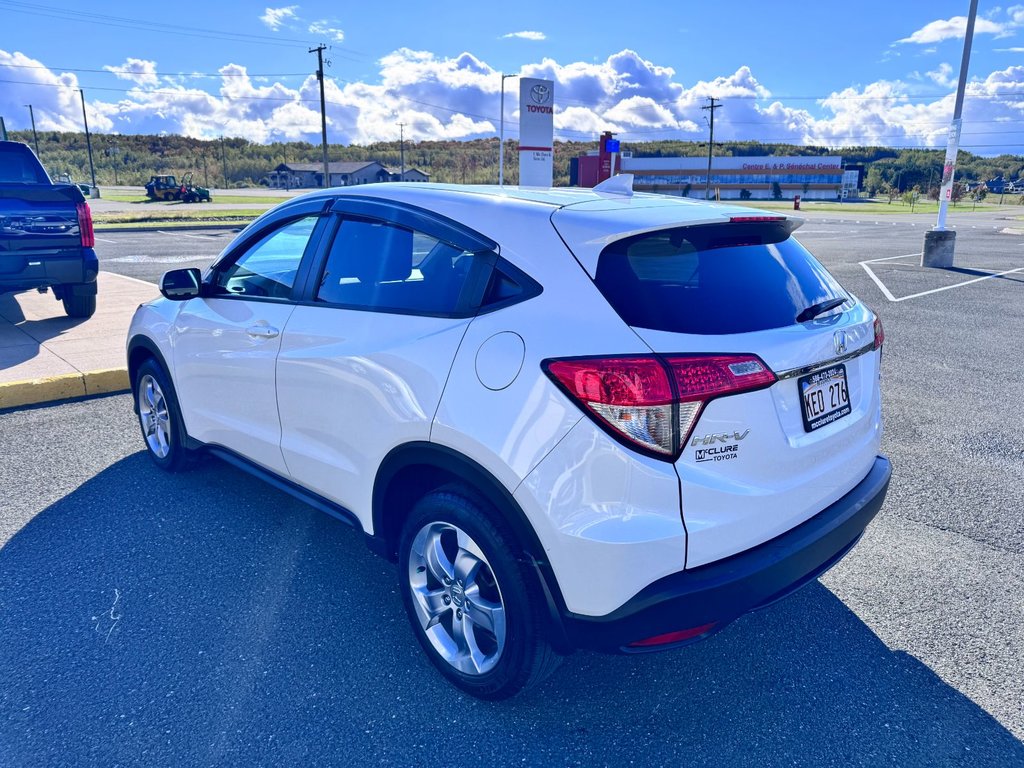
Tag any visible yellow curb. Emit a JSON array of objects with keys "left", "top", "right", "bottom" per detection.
[
  {"left": 0, "top": 368, "right": 130, "bottom": 409},
  {"left": 84, "top": 368, "right": 131, "bottom": 396}
]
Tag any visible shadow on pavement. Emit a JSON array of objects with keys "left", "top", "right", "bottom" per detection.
[
  {"left": 1, "top": 454, "right": 1022, "bottom": 767},
  {"left": 0, "top": 292, "right": 88, "bottom": 370}
]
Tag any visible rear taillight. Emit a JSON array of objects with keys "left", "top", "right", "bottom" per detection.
[
  {"left": 544, "top": 357, "right": 675, "bottom": 456},
  {"left": 76, "top": 202, "right": 95, "bottom": 248},
  {"left": 665, "top": 355, "right": 777, "bottom": 445},
  {"left": 543, "top": 353, "right": 776, "bottom": 461},
  {"left": 873, "top": 316, "right": 884, "bottom": 350}
]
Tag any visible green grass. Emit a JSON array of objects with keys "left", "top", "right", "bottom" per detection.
[
  {"left": 93, "top": 209, "right": 264, "bottom": 228},
  {"left": 736, "top": 199, "right": 1016, "bottom": 215},
  {"left": 94, "top": 219, "right": 249, "bottom": 230},
  {"left": 101, "top": 194, "right": 288, "bottom": 205}
]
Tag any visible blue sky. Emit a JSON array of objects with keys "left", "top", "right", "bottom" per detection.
[{"left": 1, "top": 0, "right": 1022, "bottom": 154}]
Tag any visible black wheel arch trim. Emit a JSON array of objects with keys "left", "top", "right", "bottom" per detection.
[
  {"left": 372, "top": 441, "right": 572, "bottom": 652},
  {"left": 126, "top": 335, "right": 172, "bottom": 402}
]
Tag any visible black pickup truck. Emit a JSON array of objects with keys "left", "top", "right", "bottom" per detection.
[{"left": 0, "top": 140, "right": 98, "bottom": 318}]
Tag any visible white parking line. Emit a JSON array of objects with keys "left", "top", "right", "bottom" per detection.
[
  {"left": 99, "top": 271, "right": 157, "bottom": 286},
  {"left": 156, "top": 230, "right": 223, "bottom": 240},
  {"left": 860, "top": 252, "right": 1024, "bottom": 302},
  {"left": 94, "top": 237, "right": 117, "bottom": 244}
]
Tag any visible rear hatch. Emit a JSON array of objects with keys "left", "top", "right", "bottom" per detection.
[
  {"left": 552, "top": 201, "right": 882, "bottom": 568},
  {"left": 0, "top": 184, "right": 87, "bottom": 279}
]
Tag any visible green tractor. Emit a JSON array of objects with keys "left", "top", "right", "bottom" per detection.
[
  {"left": 144, "top": 172, "right": 212, "bottom": 203},
  {"left": 180, "top": 172, "right": 212, "bottom": 203}
]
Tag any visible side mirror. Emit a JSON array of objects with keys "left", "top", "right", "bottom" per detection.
[{"left": 160, "top": 268, "right": 202, "bottom": 300}]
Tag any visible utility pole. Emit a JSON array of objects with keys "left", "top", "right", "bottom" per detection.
[
  {"left": 701, "top": 97, "right": 722, "bottom": 200},
  {"left": 79, "top": 89, "right": 96, "bottom": 190},
  {"left": 397, "top": 122, "right": 405, "bottom": 180},
  {"left": 498, "top": 73, "right": 517, "bottom": 186},
  {"left": 24, "top": 104, "right": 39, "bottom": 157},
  {"left": 0, "top": 116, "right": 7, "bottom": 141},
  {"left": 923, "top": 0, "right": 978, "bottom": 268},
  {"left": 202, "top": 152, "right": 208, "bottom": 187},
  {"left": 310, "top": 44, "right": 330, "bottom": 188},
  {"left": 220, "top": 137, "right": 228, "bottom": 188}
]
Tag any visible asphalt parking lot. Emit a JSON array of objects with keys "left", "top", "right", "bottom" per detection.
[{"left": 2, "top": 211, "right": 1023, "bottom": 766}]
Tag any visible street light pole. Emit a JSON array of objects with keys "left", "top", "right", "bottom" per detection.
[
  {"left": 78, "top": 89, "right": 96, "bottom": 190},
  {"left": 923, "top": 0, "right": 979, "bottom": 267},
  {"left": 499, "top": 73, "right": 517, "bottom": 186},
  {"left": 24, "top": 104, "right": 39, "bottom": 157}
]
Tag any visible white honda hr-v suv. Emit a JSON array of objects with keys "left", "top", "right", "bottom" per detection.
[{"left": 127, "top": 178, "right": 890, "bottom": 699}]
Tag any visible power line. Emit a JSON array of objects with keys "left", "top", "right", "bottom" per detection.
[
  {"left": 0, "top": 0, "right": 312, "bottom": 46},
  {"left": 1, "top": 78, "right": 1020, "bottom": 152},
  {"left": 2, "top": 63, "right": 310, "bottom": 78},
  {"left": 6, "top": 75, "right": 1022, "bottom": 139}
]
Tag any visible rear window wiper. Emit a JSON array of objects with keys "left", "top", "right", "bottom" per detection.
[{"left": 796, "top": 297, "right": 846, "bottom": 323}]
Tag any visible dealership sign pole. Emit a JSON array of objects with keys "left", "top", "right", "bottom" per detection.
[
  {"left": 518, "top": 78, "right": 554, "bottom": 188},
  {"left": 922, "top": 0, "right": 978, "bottom": 268}
]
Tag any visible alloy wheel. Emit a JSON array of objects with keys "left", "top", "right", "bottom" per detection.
[
  {"left": 138, "top": 373, "right": 171, "bottom": 459},
  {"left": 407, "top": 521, "right": 507, "bottom": 675}
]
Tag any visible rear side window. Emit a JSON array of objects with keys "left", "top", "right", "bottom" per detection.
[
  {"left": 0, "top": 145, "right": 48, "bottom": 184},
  {"left": 315, "top": 218, "right": 479, "bottom": 315},
  {"left": 594, "top": 224, "right": 849, "bottom": 335}
]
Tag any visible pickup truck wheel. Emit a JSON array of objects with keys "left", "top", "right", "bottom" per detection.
[
  {"left": 398, "top": 485, "right": 561, "bottom": 699},
  {"left": 61, "top": 289, "right": 96, "bottom": 318},
  {"left": 134, "top": 359, "right": 193, "bottom": 472}
]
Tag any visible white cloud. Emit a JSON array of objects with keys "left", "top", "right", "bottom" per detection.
[
  {"left": 897, "top": 10, "right": 1019, "bottom": 44},
  {"left": 260, "top": 6, "right": 298, "bottom": 31},
  {"left": 925, "top": 62, "right": 956, "bottom": 88},
  {"left": 308, "top": 20, "right": 344, "bottom": 42},
  {"left": 995, "top": 46, "right": 1024, "bottom": 51},
  {"left": 502, "top": 31, "right": 546, "bottom": 41},
  {"left": 103, "top": 58, "right": 159, "bottom": 88},
  {"left": 1, "top": 47, "right": 1021, "bottom": 156}
]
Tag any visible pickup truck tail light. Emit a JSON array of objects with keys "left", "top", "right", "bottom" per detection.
[
  {"left": 543, "top": 353, "right": 776, "bottom": 460},
  {"left": 76, "top": 202, "right": 95, "bottom": 248}
]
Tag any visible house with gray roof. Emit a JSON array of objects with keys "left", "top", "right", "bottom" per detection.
[{"left": 267, "top": 161, "right": 429, "bottom": 189}]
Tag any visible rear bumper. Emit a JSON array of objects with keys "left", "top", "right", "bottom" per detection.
[
  {"left": 562, "top": 454, "right": 891, "bottom": 652},
  {"left": 0, "top": 248, "right": 98, "bottom": 293}
]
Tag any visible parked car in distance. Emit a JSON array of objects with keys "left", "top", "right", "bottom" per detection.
[
  {"left": 127, "top": 179, "right": 891, "bottom": 699},
  {"left": 0, "top": 141, "right": 98, "bottom": 318}
]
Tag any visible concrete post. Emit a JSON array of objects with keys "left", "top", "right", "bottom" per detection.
[{"left": 923, "top": 230, "right": 956, "bottom": 269}]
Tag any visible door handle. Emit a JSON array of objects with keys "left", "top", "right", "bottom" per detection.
[{"left": 246, "top": 325, "right": 280, "bottom": 339}]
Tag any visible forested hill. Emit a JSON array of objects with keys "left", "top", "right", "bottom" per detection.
[{"left": 4, "top": 129, "right": 1022, "bottom": 194}]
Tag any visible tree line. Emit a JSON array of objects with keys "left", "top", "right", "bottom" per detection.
[{"left": 4, "top": 129, "right": 1022, "bottom": 194}]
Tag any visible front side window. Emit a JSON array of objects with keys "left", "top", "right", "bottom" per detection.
[
  {"left": 213, "top": 216, "right": 318, "bottom": 299},
  {"left": 315, "top": 218, "right": 479, "bottom": 315}
]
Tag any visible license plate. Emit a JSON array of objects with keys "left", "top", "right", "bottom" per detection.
[{"left": 799, "top": 364, "right": 851, "bottom": 432}]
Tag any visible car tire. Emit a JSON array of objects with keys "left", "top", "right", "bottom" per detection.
[
  {"left": 61, "top": 288, "right": 96, "bottom": 318},
  {"left": 398, "top": 485, "right": 561, "bottom": 699},
  {"left": 134, "top": 358, "right": 193, "bottom": 472}
]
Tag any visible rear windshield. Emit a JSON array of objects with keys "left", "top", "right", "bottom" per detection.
[
  {"left": 594, "top": 224, "right": 849, "bottom": 335},
  {"left": 0, "top": 144, "right": 49, "bottom": 184}
]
